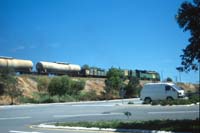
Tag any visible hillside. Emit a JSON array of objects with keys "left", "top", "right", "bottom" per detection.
[{"left": 0, "top": 75, "right": 199, "bottom": 105}]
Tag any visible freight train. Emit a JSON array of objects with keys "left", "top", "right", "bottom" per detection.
[{"left": 0, "top": 56, "right": 160, "bottom": 81}]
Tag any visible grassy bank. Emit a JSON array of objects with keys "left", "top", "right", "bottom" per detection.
[
  {"left": 55, "top": 119, "right": 199, "bottom": 132},
  {"left": 150, "top": 93, "right": 200, "bottom": 106}
]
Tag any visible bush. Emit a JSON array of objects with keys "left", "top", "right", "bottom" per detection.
[
  {"left": 0, "top": 83, "right": 4, "bottom": 95},
  {"left": 48, "top": 76, "right": 85, "bottom": 101},
  {"left": 150, "top": 98, "right": 198, "bottom": 106},
  {"left": 37, "top": 76, "right": 50, "bottom": 92},
  {"left": 77, "top": 90, "right": 99, "bottom": 101},
  {"left": 188, "top": 93, "right": 199, "bottom": 103},
  {"left": 124, "top": 77, "right": 141, "bottom": 98},
  {"left": 55, "top": 119, "right": 200, "bottom": 132},
  {"left": 105, "top": 68, "right": 125, "bottom": 99},
  {"left": 151, "top": 100, "right": 161, "bottom": 105},
  {"left": 19, "top": 96, "right": 37, "bottom": 103}
]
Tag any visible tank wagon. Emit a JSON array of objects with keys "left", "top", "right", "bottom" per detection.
[
  {"left": 0, "top": 56, "right": 33, "bottom": 73},
  {"left": 36, "top": 61, "right": 81, "bottom": 75},
  {"left": 81, "top": 67, "right": 107, "bottom": 77}
]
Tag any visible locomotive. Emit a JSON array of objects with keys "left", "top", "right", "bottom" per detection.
[{"left": 0, "top": 56, "right": 160, "bottom": 81}]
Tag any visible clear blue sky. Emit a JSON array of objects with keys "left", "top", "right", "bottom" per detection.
[{"left": 0, "top": 0, "right": 199, "bottom": 83}]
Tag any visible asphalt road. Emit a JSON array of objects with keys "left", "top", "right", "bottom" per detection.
[{"left": 0, "top": 99, "right": 199, "bottom": 133}]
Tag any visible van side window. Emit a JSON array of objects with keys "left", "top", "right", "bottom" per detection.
[{"left": 165, "top": 85, "right": 171, "bottom": 91}]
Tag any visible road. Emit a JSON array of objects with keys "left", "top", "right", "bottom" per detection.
[{"left": 0, "top": 99, "right": 199, "bottom": 133}]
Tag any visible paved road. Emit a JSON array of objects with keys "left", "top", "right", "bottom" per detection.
[{"left": 0, "top": 99, "right": 199, "bottom": 133}]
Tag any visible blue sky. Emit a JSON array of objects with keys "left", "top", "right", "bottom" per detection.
[{"left": 0, "top": 0, "right": 199, "bottom": 83}]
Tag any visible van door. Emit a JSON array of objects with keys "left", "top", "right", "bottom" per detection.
[{"left": 165, "top": 85, "right": 177, "bottom": 99}]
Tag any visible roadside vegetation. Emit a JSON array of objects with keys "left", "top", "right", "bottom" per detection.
[
  {"left": 103, "top": 67, "right": 142, "bottom": 100},
  {"left": 0, "top": 68, "right": 22, "bottom": 105},
  {"left": 20, "top": 75, "right": 86, "bottom": 103},
  {"left": 20, "top": 68, "right": 142, "bottom": 103},
  {"left": 0, "top": 67, "right": 198, "bottom": 105},
  {"left": 55, "top": 119, "right": 199, "bottom": 132},
  {"left": 143, "top": 93, "right": 200, "bottom": 106}
]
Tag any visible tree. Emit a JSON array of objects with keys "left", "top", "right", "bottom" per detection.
[
  {"left": 37, "top": 76, "right": 50, "bottom": 92},
  {"left": 176, "top": 0, "right": 200, "bottom": 71},
  {"left": 48, "top": 76, "right": 64, "bottom": 101},
  {"left": 104, "top": 68, "right": 125, "bottom": 99},
  {"left": 166, "top": 77, "right": 173, "bottom": 82},
  {"left": 82, "top": 64, "right": 90, "bottom": 70},
  {"left": 125, "top": 77, "right": 141, "bottom": 98},
  {"left": 71, "top": 80, "right": 85, "bottom": 95},
  {"left": 60, "top": 75, "right": 72, "bottom": 95},
  {"left": 47, "top": 75, "right": 84, "bottom": 101},
  {"left": 0, "top": 68, "right": 22, "bottom": 105}
]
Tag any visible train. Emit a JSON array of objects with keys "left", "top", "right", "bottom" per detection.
[{"left": 0, "top": 56, "right": 160, "bottom": 81}]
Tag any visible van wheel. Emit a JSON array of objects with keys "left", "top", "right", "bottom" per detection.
[{"left": 144, "top": 97, "right": 152, "bottom": 104}]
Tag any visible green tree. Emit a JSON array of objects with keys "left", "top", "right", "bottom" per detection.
[
  {"left": 37, "top": 76, "right": 50, "bottom": 92},
  {"left": 0, "top": 68, "right": 22, "bottom": 105},
  {"left": 48, "top": 76, "right": 64, "bottom": 101},
  {"left": 60, "top": 75, "right": 72, "bottom": 95},
  {"left": 82, "top": 64, "right": 90, "bottom": 69},
  {"left": 176, "top": 0, "right": 200, "bottom": 71},
  {"left": 47, "top": 75, "right": 84, "bottom": 102},
  {"left": 71, "top": 80, "right": 85, "bottom": 95},
  {"left": 166, "top": 77, "right": 173, "bottom": 82},
  {"left": 104, "top": 68, "right": 124, "bottom": 99},
  {"left": 125, "top": 77, "right": 141, "bottom": 98}
]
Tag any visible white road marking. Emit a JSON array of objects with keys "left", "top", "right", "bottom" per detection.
[
  {"left": 9, "top": 130, "right": 42, "bottom": 133},
  {"left": 148, "top": 110, "right": 199, "bottom": 114},
  {"left": 53, "top": 113, "right": 123, "bottom": 118},
  {"left": 0, "top": 116, "right": 31, "bottom": 120},
  {"left": 72, "top": 104, "right": 115, "bottom": 107}
]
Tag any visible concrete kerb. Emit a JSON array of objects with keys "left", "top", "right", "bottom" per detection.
[
  {"left": 0, "top": 98, "right": 141, "bottom": 108},
  {"left": 31, "top": 123, "right": 175, "bottom": 133}
]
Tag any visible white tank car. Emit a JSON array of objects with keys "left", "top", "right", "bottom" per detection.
[
  {"left": 36, "top": 61, "right": 81, "bottom": 75},
  {"left": 0, "top": 56, "right": 33, "bottom": 73}
]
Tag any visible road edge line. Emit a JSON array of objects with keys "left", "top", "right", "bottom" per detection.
[{"left": 30, "top": 123, "right": 174, "bottom": 133}]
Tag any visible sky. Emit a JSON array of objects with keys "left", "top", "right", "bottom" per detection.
[{"left": 0, "top": 0, "right": 199, "bottom": 83}]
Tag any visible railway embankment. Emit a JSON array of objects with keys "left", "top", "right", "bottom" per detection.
[{"left": 0, "top": 75, "right": 199, "bottom": 105}]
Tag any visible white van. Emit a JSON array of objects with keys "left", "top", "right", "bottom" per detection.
[{"left": 140, "top": 83, "right": 185, "bottom": 103}]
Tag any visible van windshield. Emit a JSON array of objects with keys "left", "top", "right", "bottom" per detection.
[{"left": 172, "top": 85, "right": 183, "bottom": 91}]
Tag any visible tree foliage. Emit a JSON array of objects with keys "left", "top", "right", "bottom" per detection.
[
  {"left": 0, "top": 68, "right": 22, "bottom": 105},
  {"left": 48, "top": 76, "right": 68, "bottom": 101},
  {"left": 166, "top": 77, "right": 173, "bottom": 82},
  {"left": 125, "top": 77, "right": 141, "bottom": 98},
  {"left": 37, "top": 76, "right": 50, "bottom": 92},
  {"left": 176, "top": 0, "right": 200, "bottom": 71},
  {"left": 104, "top": 68, "right": 125, "bottom": 99},
  {"left": 82, "top": 64, "right": 90, "bottom": 69},
  {"left": 47, "top": 75, "right": 85, "bottom": 101}
]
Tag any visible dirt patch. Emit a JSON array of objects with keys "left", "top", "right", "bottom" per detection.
[
  {"left": 177, "top": 82, "right": 199, "bottom": 92},
  {"left": 0, "top": 75, "right": 38, "bottom": 105},
  {"left": 84, "top": 78, "right": 106, "bottom": 95},
  {"left": 17, "top": 76, "right": 38, "bottom": 98}
]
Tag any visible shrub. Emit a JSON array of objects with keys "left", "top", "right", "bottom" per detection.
[
  {"left": 151, "top": 100, "right": 160, "bottom": 105},
  {"left": 125, "top": 77, "right": 141, "bottom": 98},
  {"left": 37, "top": 76, "right": 50, "bottom": 92},
  {"left": 188, "top": 93, "right": 199, "bottom": 103},
  {"left": 0, "top": 83, "right": 4, "bottom": 95},
  {"left": 48, "top": 76, "right": 85, "bottom": 101},
  {"left": 77, "top": 90, "right": 99, "bottom": 101}
]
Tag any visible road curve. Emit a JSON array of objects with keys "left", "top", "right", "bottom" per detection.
[{"left": 0, "top": 99, "right": 199, "bottom": 133}]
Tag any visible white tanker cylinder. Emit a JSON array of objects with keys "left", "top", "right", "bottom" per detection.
[
  {"left": 0, "top": 57, "right": 33, "bottom": 73},
  {"left": 36, "top": 61, "right": 81, "bottom": 74}
]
